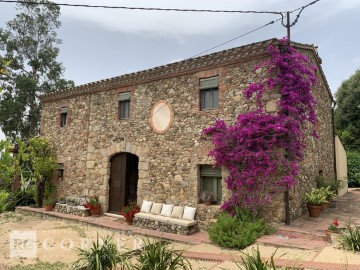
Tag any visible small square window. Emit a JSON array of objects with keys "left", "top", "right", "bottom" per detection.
[
  {"left": 199, "top": 165, "right": 222, "bottom": 204},
  {"left": 119, "top": 92, "right": 131, "bottom": 119},
  {"left": 200, "top": 76, "right": 219, "bottom": 110},
  {"left": 58, "top": 163, "right": 64, "bottom": 180},
  {"left": 60, "top": 107, "right": 67, "bottom": 127}
]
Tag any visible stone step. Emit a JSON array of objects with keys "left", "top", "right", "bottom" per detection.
[
  {"left": 277, "top": 227, "right": 330, "bottom": 242},
  {"left": 256, "top": 234, "right": 331, "bottom": 250}
]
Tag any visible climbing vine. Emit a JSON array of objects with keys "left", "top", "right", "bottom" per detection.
[{"left": 204, "top": 39, "right": 317, "bottom": 215}]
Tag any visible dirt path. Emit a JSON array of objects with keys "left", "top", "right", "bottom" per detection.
[{"left": 0, "top": 212, "right": 143, "bottom": 269}]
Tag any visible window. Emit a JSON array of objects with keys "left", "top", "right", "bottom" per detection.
[
  {"left": 58, "top": 163, "right": 64, "bottom": 180},
  {"left": 60, "top": 107, "right": 67, "bottom": 127},
  {"left": 200, "top": 76, "right": 219, "bottom": 110},
  {"left": 119, "top": 92, "right": 131, "bottom": 119},
  {"left": 200, "top": 165, "right": 222, "bottom": 204}
]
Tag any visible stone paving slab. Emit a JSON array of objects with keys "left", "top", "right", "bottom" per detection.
[
  {"left": 15, "top": 206, "right": 211, "bottom": 245},
  {"left": 13, "top": 190, "right": 360, "bottom": 270},
  {"left": 256, "top": 235, "right": 331, "bottom": 250}
]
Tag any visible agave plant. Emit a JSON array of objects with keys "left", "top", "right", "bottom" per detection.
[
  {"left": 133, "top": 238, "right": 192, "bottom": 270},
  {"left": 338, "top": 223, "right": 360, "bottom": 252},
  {"left": 73, "top": 233, "right": 129, "bottom": 270},
  {"left": 234, "top": 246, "right": 297, "bottom": 270}
]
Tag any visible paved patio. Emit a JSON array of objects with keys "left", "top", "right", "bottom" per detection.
[{"left": 14, "top": 189, "right": 360, "bottom": 270}]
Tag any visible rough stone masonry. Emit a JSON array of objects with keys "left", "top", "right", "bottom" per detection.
[{"left": 40, "top": 39, "right": 335, "bottom": 229}]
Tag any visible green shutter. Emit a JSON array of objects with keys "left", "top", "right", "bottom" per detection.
[
  {"left": 119, "top": 92, "right": 131, "bottom": 101},
  {"left": 200, "top": 76, "right": 219, "bottom": 89},
  {"left": 200, "top": 165, "right": 222, "bottom": 177}
]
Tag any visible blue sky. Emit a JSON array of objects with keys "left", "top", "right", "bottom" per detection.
[{"left": 0, "top": 0, "right": 360, "bottom": 140}]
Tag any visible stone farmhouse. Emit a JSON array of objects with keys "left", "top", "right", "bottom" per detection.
[{"left": 40, "top": 39, "right": 335, "bottom": 228}]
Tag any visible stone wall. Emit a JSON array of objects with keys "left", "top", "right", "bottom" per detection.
[{"left": 41, "top": 43, "right": 335, "bottom": 228}]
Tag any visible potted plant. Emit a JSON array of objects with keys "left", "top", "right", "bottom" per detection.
[
  {"left": 58, "top": 197, "right": 66, "bottom": 204},
  {"left": 120, "top": 201, "right": 140, "bottom": 224},
  {"left": 43, "top": 197, "right": 57, "bottom": 211},
  {"left": 86, "top": 196, "right": 101, "bottom": 216},
  {"left": 305, "top": 188, "right": 326, "bottom": 218},
  {"left": 319, "top": 186, "right": 336, "bottom": 211},
  {"left": 43, "top": 183, "right": 56, "bottom": 211},
  {"left": 316, "top": 175, "right": 344, "bottom": 208},
  {"left": 200, "top": 191, "right": 217, "bottom": 205},
  {"left": 66, "top": 196, "right": 78, "bottom": 206}
]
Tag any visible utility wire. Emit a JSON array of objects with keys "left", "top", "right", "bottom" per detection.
[
  {"left": 188, "top": 18, "right": 281, "bottom": 59},
  {"left": 189, "top": 0, "right": 320, "bottom": 58},
  {"left": 281, "top": 0, "right": 320, "bottom": 27},
  {"left": 0, "top": 0, "right": 284, "bottom": 16}
]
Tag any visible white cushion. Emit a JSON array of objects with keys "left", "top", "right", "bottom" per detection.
[
  {"left": 182, "top": 206, "right": 197, "bottom": 221},
  {"left": 150, "top": 203, "right": 162, "bottom": 215},
  {"left": 160, "top": 204, "right": 174, "bottom": 217},
  {"left": 140, "top": 200, "right": 153, "bottom": 213}
]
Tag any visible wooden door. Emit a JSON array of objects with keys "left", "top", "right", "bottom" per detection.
[{"left": 108, "top": 153, "right": 126, "bottom": 213}]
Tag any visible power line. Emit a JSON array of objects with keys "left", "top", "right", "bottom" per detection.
[
  {"left": 189, "top": 0, "right": 320, "bottom": 58},
  {"left": 281, "top": 0, "right": 320, "bottom": 28},
  {"left": 188, "top": 18, "right": 280, "bottom": 59},
  {"left": 0, "top": 0, "right": 285, "bottom": 16}
]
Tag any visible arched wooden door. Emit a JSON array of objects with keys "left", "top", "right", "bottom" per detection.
[{"left": 108, "top": 153, "right": 139, "bottom": 213}]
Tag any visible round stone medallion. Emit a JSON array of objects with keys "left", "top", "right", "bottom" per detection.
[{"left": 150, "top": 100, "right": 173, "bottom": 134}]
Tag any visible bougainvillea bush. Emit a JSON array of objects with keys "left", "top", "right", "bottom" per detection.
[{"left": 204, "top": 39, "right": 318, "bottom": 216}]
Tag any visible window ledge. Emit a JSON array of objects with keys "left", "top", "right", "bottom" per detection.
[{"left": 197, "top": 203, "right": 221, "bottom": 209}]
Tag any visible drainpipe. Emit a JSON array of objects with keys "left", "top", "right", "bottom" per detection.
[{"left": 332, "top": 101, "right": 337, "bottom": 178}]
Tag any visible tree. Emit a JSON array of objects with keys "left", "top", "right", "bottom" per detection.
[
  {"left": 335, "top": 69, "right": 360, "bottom": 151},
  {"left": 0, "top": 0, "right": 74, "bottom": 139},
  {"left": 28, "top": 137, "right": 57, "bottom": 207}
]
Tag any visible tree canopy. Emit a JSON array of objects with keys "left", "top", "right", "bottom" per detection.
[
  {"left": 0, "top": 0, "right": 74, "bottom": 139},
  {"left": 335, "top": 69, "right": 360, "bottom": 151}
]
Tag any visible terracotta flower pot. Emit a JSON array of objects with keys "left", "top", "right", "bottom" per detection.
[
  {"left": 329, "top": 200, "right": 337, "bottom": 208},
  {"left": 90, "top": 206, "right": 101, "bottom": 216},
  {"left": 44, "top": 205, "right": 54, "bottom": 211},
  {"left": 307, "top": 204, "right": 322, "bottom": 218},
  {"left": 125, "top": 218, "right": 133, "bottom": 225},
  {"left": 322, "top": 202, "right": 330, "bottom": 211}
]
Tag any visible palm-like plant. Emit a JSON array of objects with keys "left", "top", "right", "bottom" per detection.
[
  {"left": 133, "top": 238, "right": 192, "bottom": 270},
  {"left": 73, "top": 234, "right": 128, "bottom": 270},
  {"left": 338, "top": 223, "right": 360, "bottom": 252}
]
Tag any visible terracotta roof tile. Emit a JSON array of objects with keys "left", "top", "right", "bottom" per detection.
[{"left": 41, "top": 38, "right": 332, "bottom": 102}]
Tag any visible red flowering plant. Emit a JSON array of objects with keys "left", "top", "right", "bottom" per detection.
[
  {"left": 85, "top": 196, "right": 101, "bottom": 209},
  {"left": 328, "top": 219, "right": 340, "bottom": 232},
  {"left": 204, "top": 38, "right": 318, "bottom": 216},
  {"left": 120, "top": 201, "right": 140, "bottom": 223}
]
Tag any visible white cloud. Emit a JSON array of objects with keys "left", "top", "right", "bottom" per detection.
[{"left": 59, "top": 0, "right": 286, "bottom": 37}]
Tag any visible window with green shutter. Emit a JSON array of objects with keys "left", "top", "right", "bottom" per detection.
[
  {"left": 60, "top": 107, "right": 67, "bottom": 127},
  {"left": 119, "top": 92, "right": 131, "bottom": 119},
  {"left": 200, "top": 76, "right": 219, "bottom": 110},
  {"left": 200, "top": 165, "right": 222, "bottom": 204},
  {"left": 58, "top": 163, "right": 64, "bottom": 180}
]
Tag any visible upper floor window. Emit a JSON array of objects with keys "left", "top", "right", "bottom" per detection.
[
  {"left": 199, "top": 165, "right": 222, "bottom": 204},
  {"left": 119, "top": 92, "right": 130, "bottom": 119},
  {"left": 60, "top": 107, "right": 67, "bottom": 127},
  {"left": 200, "top": 76, "right": 219, "bottom": 110},
  {"left": 58, "top": 163, "right": 64, "bottom": 180}
]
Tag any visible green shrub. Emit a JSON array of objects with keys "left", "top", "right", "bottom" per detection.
[
  {"left": 4, "top": 189, "right": 35, "bottom": 211},
  {"left": 133, "top": 238, "right": 192, "bottom": 270},
  {"left": 338, "top": 223, "right": 360, "bottom": 252},
  {"left": 208, "top": 209, "right": 267, "bottom": 249},
  {"left": 0, "top": 190, "right": 10, "bottom": 213},
  {"left": 315, "top": 175, "right": 344, "bottom": 194},
  {"left": 348, "top": 151, "right": 360, "bottom": 187},
  {"left": 73, "top": 234, "right": 128, "bottom": 270}
]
